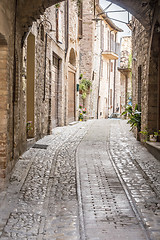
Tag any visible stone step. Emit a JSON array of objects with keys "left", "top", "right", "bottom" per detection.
[{"left": 146, "top": 141, "right": 160, "bottom": 161}]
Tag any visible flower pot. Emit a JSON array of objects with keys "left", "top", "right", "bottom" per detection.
[{"left": 149, "top": 135, "right": 157, "bottom": 142}]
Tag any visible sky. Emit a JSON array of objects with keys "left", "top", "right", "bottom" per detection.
[{"left": 99, "top": 0, "right": 131, "bottom": 42}]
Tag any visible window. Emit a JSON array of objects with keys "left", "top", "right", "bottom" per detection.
[
  {"left": 111, "top": 34, "right": 114, "bottom": 52},
  {"left": 78, "top": 0, "right": 83, "bottom": 39},
  {"left": 56, "top": 8, "right": 62, "bottom": 43},
  {"left": 111, "top": 62, "right": 113, "bottom": 72},
  {"left": 101, "top": 23, "right": 104, "bottom": 51},
  {"left": 101, "top": 60, "right": 103, "bottom": 77},
  {"left": 52, "top": 52, "right": 59, "bottom": 68},
  {"left": 40, "top": 25, "right": 44, "bottom": 42},
  {"left": 107, "top": 30, "right": 110, "bottom": 51}
]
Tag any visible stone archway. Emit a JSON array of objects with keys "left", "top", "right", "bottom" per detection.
[
  {"left": 68, "top": 48, "right": 76, "bottom": 123},
  {"left": 0, "top": 33, "right": 8, "bottom": 189},
  {"left": 18, "top": 0, "right": 154, "bottom": 37},
  {"left": 69, "top": 48, "right": 76, "bottom": 67}
]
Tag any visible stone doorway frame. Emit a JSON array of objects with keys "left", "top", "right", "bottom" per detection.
[{"left": 0, "top": 33, "right": 8, "bottom": 189}]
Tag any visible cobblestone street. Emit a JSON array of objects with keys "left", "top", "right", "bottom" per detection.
[{"left": 0, "top": 119, "right": 160, "bottom": 240}]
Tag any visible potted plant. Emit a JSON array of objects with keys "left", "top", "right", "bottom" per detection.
[
  {"left": 122, "top": 104, "right": 141, "bottom": 140},
  {"left": 79, "top": 74, "right": 92, "bottom": 100},
  {"left": 26, "top": 121, "right": 33, "bottom": 138},
  {"left": 79, "top": 105, "right": 87, "bottom": 121},
  {"left": 150, "top": 130, "right": 160, "bottom": 142},
  {"left": 140, "top": 128, "right": 149, "bottom": 142}
]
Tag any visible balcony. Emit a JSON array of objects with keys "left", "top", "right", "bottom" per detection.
[
  {"left": 102, "top": 42, "right": 120, "bottom": 60},
  {"left": 102, "top": 51, "right": 119, "bottom": 60}
]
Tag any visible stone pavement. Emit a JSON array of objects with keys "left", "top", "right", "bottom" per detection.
[{"left": 0, "top": 119, "right": 159, "bottom": 240}]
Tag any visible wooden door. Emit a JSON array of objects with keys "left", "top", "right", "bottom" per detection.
[
  {"left": 68, "top": 71, "right": 75, "bottom": 123},
  {"left": 51, "top": 60, "right": 59, "bottom": 128}
]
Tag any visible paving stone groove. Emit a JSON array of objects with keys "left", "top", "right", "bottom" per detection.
[
  {"left": 0, "top": 122, "right": 92, "bottom": 240},
  {"left": 0, "top": 119, "right": 159, "bottom": 240},
  {"left": 77, "top": 119, "right": 149, "bottom": 240},
  {"left": 109, "top": 119, "right": 160, "bottom": 240}
]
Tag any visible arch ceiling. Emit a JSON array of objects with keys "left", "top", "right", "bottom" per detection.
[{"left": 18, "top": 0, "right": 156, "bottom": 32}]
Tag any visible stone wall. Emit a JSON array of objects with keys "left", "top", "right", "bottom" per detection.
[
  {"left": 118, "top": 36, "right": 132, "bottom": 114},
  {"left": 132, "top": 17, "right": 151, "bottom": 133},
  {"left": 79, "top": 0, "right": 94, "bottom": 115},
  {"left": 65, "top": 0, "right": 80, "bottom": 124},
  {"left": 120, "top": 36, "right": 132, "bottom": 69},
  {"left": 0, "top": 0, "right": 16, "bottom": 189},
  {"left": 0, "top": 1, "right": 67, "bottom": 190}
]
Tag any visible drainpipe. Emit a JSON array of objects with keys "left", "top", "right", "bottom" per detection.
[
  {"left": 94, "top": 0, "right": 96, "bottom": 18},
  {"left": 108, "top": 60, "right": 111, "bottom": 116},
  {"left": 97, "top": 21, "right": 102, "bottom": 119},
  {"left": 113, "top": 32, "right": 117, "bottom": 113},
  {"left": 12, "top": 0, "right": 18, "bottom": 160},
  {"left": 97, "top": 53, "right": 102, "bottom": 119},
  {"left": 125, "top": 74, "right": 128, "bottom": 107},
  {"left": 43, "top": 33, "right": 47, "bottom": 101},
  {"left": 65, "top": 0, "right": 69, "bottom": 58}
]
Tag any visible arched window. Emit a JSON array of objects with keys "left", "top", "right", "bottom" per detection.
[
  {"left": 69, "top": 48, "right": 76, "bottom": 66},
  {"left": 40, "top": 24, "right": 44, "bottom": 41},
  {"left": 78, "top": 0, "right": 83, "bottom": 39}
]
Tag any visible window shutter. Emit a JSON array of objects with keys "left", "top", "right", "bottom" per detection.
[
  {"left": 56, "top": 8, "right": 59, "bottom": 42},
  {"left": 58, "top": 10, "right": 63, "bottom": 43},
  {"left": 78, "top": 1, "right": 83, "bottom": 39}
]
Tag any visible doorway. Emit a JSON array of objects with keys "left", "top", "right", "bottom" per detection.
[
  {"left": 68, "top": 48, "right": 76, "bottom": 123},
  {"left": 26, "top": 33, "right": 35, "bottom": 138},
  {"left": 68, "top": 70, "right": 76, "bottom": 123},
  {"left": 52, "top": 52, "right": 60, "bottom": 128}
]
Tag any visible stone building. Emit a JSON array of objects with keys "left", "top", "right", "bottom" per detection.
[
  {"left": 1, "top": 0, "right": 160, "bottom": 189},
  {"left": 23, "top": 3, "right": 66, "bottom": 146},
  {"left": 79, "top": 0, "right": 122, "bottom": 119},
  {"left": 118, "top": 36, "right": 132, "bottom": 114},
  {"left": 0, "top": 0, "right": 81, "bottom": 190},
  {"left": 65, "top": 0, "right": 81, "bottom": 124},
  {"left": 132, "top": 15, "right": 160, "bottom": 136}
]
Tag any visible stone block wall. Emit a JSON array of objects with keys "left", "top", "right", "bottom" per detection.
[
  {"left": 79, "top": 0, "right": 94, "bottom": 81},
  {"left": 132, "top": 17, "right": 151, "bottom": 132},
  {"left": 120, "top": 36, "right": 132, "bottom": 69}
]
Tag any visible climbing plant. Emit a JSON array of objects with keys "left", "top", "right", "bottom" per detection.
[{"left": 79, "top": 74, "right": 92, "bottom": 100}]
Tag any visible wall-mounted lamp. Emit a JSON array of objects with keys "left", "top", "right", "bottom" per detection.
[
  {"left": 37, "top": 19, "right": 55, "bottom": 33},
  {"left": 77, "top": 84, "right": 79, "bottom": 92}
]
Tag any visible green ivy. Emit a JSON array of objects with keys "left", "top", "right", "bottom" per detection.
[{"left": 79, "top": 74, "right": 92, "bottom": 100}]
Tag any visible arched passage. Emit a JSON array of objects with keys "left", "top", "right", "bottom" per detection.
[
  {"left": 0, "top": 33, "right": 8, "bottom": 188},
  {"left": 18, "top": 0, "right": 154, "bottom": 36}
]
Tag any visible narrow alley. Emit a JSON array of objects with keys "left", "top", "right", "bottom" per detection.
[{"left": 0, "top": 119, "right": 160, "bottom": 240}]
